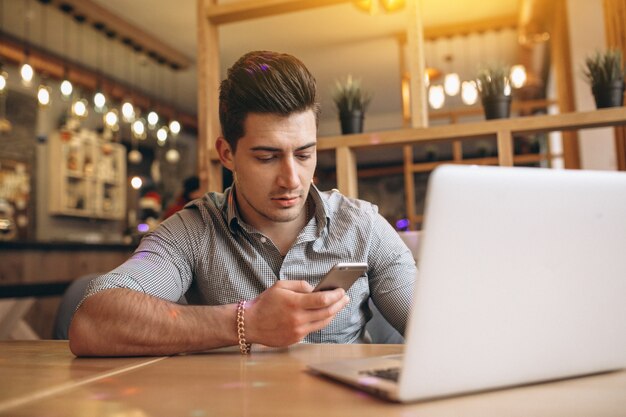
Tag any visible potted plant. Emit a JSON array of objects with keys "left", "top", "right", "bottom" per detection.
[
  {"left": 332, "top": 75, "right": 372, "bottom": 134},
  {"left": 475, "top": 65, "right": 512, "bottom": 120},
  {"left": 583, "top": 48, "right": 625, "bottom": 108}
]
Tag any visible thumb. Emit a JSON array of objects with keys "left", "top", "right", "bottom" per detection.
[{"left": 273, "top": 280, "right": 314, "bottom": 293}]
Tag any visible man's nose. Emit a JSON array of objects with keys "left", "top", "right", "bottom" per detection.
[{"left": 277, "top": 157, "right": 301, "bottom": 189}]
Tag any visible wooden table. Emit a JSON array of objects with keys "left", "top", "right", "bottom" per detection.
[{"left": 1, "top": 341, "right": 625, "bottom": 416}]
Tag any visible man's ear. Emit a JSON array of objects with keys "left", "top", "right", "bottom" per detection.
[{"left": 215, "top": 136, "right": 235, "bottom": 171}]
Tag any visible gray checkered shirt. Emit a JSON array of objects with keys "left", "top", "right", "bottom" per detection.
[{"left": 85, "top": 185, "right": 416, "bottom": 343}]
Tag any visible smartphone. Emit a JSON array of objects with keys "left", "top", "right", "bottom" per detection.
[{"left": 313, "top": 262, "right": 368, "bottom": 292}]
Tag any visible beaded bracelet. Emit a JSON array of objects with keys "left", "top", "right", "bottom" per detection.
[{"left": 237, "top": 300, "right": 252, "bottom": 355}]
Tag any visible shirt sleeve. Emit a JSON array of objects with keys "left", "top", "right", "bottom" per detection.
[
  {"left": 366, "top": 211, "right": 417, "bottom": 335},
  {"left": 82, "top": 209, "right": 204, "bottom": 304}
]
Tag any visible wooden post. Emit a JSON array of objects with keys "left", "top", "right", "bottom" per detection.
[
  {"left": 497, "top": 129, "right": 514, "bottom": 166},
  {"left": 197, "top": 0, "right": 223, "bottom": 192},
  {"left": 336, "top": 146, "right": 358, "bottom": 198},
  {"left": 551, "top": 0, "right": 581, "bottom": 169},
  {"left": 603, "top": 0, "right": 626, "bottom": 171}
]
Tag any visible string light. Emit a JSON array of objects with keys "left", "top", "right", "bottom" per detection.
[
  {"left": 156, "top": 126, "right": 168, "bottom": 146},
  {"left": 461, "top": 81, "right": 478, "bottom": 105},
  {"left": 169, "top": 120, "right": 181, "bottom": 136},
  {"left": 37, "top": 84, "right": 51, "bottom": 107},
  {"left": 94, "top": 91, "right": 106, "bottom": 112},
  {"left": 428, "top": 85, "right": 445, "bottom": 109},
  {"left": 20, "top": 62, "right": 34, "bottom": 87},
  {"left": 0, "top": 70, "right": 7, "bottom": 93},
  {"left": 510, "top": 64, "right": 527, "bottom": 89},
  {"left": 147, "top": 111, "right": 159, "bottom": 128},
  {"left": 121, "top": 100, "right": 135, "bottom": 123},
  {"left": 72, "top": 98, "right": 88, "bottom": 118},
  {"left": 60, "top": 78, "right": 73, "bottom": 98}
]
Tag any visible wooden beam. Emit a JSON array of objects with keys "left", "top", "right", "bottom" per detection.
[
  {"left": 197, "top": 0, "right": 223, "bottom": 192},
  {"left": 48, "top": 0, "right": 192, "bottom": 70},
  {"left": 406, "top": 0, "right": 428, "bottom": 128},
  {"left": 317, "top": 108, "right": 626, "bottom": 151},
  {"left": 497, "top": 129, "right": 514, "bottom": 166},
  {"left": 205, "top": 0, "right": 350, "bottom": 24},
  {"left": 0, "top": 32, "right": 197, "bottom": 130},
  {"left": 424, "top": 14, "right": 518, "bottom": 41}
]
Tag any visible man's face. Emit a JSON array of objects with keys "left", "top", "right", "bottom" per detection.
[{"left": 217, "top": 110, "right": 317, "bottom": 230}]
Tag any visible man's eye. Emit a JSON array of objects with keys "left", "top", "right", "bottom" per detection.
[
  {"left": 256, "top": 155, "right": 276, "bottom": 162},
  {"left": 296, "top": 154, "right": 312, "bottom": 161}
]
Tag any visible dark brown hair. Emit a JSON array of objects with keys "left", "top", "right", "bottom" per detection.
[{"left": 219, "top": 51, "right": 319, "bottom": 151}]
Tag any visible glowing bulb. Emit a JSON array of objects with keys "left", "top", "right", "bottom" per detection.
[
  {"left": 128, "top": 150, "right": 143, "bottom": 164},
  {"left": 169, "top": 120, "right": 181, "bottom": 135},
  {"left": 0, "top": 71, "right": 7, "bottom": 92},
  {"left": 37, "top": 85, "right": 51, "bottom": 106},
  {"left": 510, "top": 65, "right": 527, "bottom": 89},
  {"left": 147, "top": 111, "right": 159, "bottom": 128},
  {"left": 444, "top": 73, "right": 460, "bottom": 96},
  {"left": 20, "top": 63, "right": 34, "bottom": 86},
  {"left": 60, "top": 80, "right": 73, "bottom": 97},
  {"left": 156, "top": 127, "right": 168, "bottom": 144},
  {"left": 428, "top": 85, "right": 445, "bottom": 109},
  {"left": 461, "top": 81, "right": 478, "bottom": 105},
  {"left": 166, "top": 148, "right": 180, "bottom": 163},
  {"left": 94, "top": 92, "right": 106, "bottom": 110},
  {"left": 72, "top": 99, "right": 88, "bottom": 117},
  {"left": 132, "top": 119, "right": 145, "bottom": 137},
  {"left": 105, "top": 109, "right": 118, "bottom": 127},
  {"left": 121, "top": 101, "right": 135, "bottom": 123},
  {"left": 424, "top": 72, "right": 430, "bottom": 87},
  {"left": 130, "top": 176, "right": 143, "bottom": 189}
]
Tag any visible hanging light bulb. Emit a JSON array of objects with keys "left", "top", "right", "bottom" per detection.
[
  {"left": 428, "top": 85, "right": 445, "bottom": 109},
  {"left": 147, "top": 111, "right": 159, "bottom": 129},
  {"left": 510, "top": 64, "right": 527, "bottom": 89},
  {"left": 156, "top": 126, "right": 168, "bottom": 146},
  {"left": 169, "top": 120, "right": 181, "bottom": 136},
  {"left": 461, "top": 81, "right": 478, "bottom": 105},
  {"left": 165, "top": 148, "right": 180, "bottom": 164},
  {"left": 104, "top": 109, "right": 119, "bottom": 128},
  {"left": 94, "top": 91, "right": 106, "bottom": 112},
  {"left": 128, "top": 149, "right": 143, "bottom": 164},
  {"left": 121, "top": 100, "right": 135, "bottom": 123},
  {"left": 444, "top": 73, "right": 461, "bottom": 96},
  {"left": 72, "top": 98, "right": 88, "bottom": 118},
  {"left": 60, "top": 79, "right": 73, "bottom": 98},
  {"left": 37, "top": 84, "right": 51, "bottom": 107},
  {"left": 20, "top": 62, "right": 34, "bottom": 87},
  {"left": 0, "top": 70, "right": 8, "bottom": 93},
  {"left": 132, "top": 118, "right": 146, "bottom": 139},
  {"left": 130, "top": 176, "right": 143, "bottom": 190}
]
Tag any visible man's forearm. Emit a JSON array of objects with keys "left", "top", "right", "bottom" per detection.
[{"left": 69, "top": 288, "right": 238, "bottom": 357}]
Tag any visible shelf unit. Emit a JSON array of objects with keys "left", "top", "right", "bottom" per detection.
[{"left": 48, "top": 130, "right": 126, "bottom": 220}]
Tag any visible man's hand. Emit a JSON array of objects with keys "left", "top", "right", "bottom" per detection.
[{"left": 245, "top": 280, "right": 350, "bottom": 347}]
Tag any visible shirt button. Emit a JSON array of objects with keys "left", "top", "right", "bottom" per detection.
[{"left": 260, "top": 237, "right": 267, "bottom": 243}]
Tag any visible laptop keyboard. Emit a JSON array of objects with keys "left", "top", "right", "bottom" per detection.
[{"left": 360, "top": 367, "right": 401, "bottom": 382}]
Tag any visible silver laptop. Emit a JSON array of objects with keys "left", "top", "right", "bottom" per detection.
[{"left": 308, "top": 164, "right": 626, "bottom": 402}]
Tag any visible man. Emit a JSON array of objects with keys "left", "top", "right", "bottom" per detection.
[{"left": 69, "top": 51, "right": 415, "bottom": 357}]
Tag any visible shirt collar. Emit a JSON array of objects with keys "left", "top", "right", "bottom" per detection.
[{"left": 224, "top": 183, "right": 330, "bottom": 234}]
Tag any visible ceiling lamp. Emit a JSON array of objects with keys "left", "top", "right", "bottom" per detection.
[
  {"left": 147, "top": 111, "right": 159, "bottom": 129},
  {"left": 461, "top": 81, "right": 478, "bottom": 105},
  {"left": 20, "top": 60, "right": 34, "bottom": 87},
  {"left": 0, "top": 69, "right": 7, "bottom": 93},
  {"left": 444, "top": 72, "right": 461, "bottom": 96},
  {"left": 121, "top": 100, "right": 135, "bottom": 123},
  {"left": 132, "top": 118, "right": 147, "bottom": 140},
  {"left": 94, "top": 91, "right": 106, "bottom": 112},
  {"left": 60, "top": 76, "right": 73, "bottom": 99},
  {"left": 169, "top": 120, "right": 181, "bottom": 136},
  {"left": 428, "top": 85, "right": 445, "bottom": 110},
  {"left": 37, "top": 83, "right": 51, "bottom": 107},
  {"left": 353, "top": 0, "right": 405, "bottom": 14},
  {"left": 104, "top": 109, "right": 119, "bottom": 130},
  {"left": 510, "top": 64, "right": 527, "bottom": 89},
  {"left": 72, "top": 98, "right": 88, "bottom": 118},
  {"left": 156, "top": 126, "right": 168, "bottom": 146}
]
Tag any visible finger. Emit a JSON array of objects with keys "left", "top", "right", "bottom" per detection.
[
  {"left": 273, "top": 280, "right": 314, "bottom": 293},
  {"left": 299, "top": 288, "right": 346, "bottom": 309},
  {"left": 302, "top": 294, "right": 350, "bottom": 322}
]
